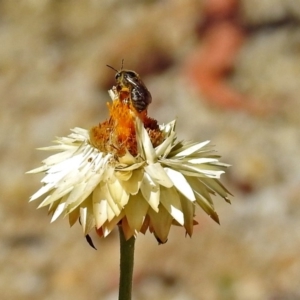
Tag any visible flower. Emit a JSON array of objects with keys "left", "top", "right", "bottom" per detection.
[{"left": 28, "top": 88, "right": 232, "bottom": 244}]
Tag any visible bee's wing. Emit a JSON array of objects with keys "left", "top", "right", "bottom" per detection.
[{"left": 125, "top": 76, "right": 142, "bottom": 87}]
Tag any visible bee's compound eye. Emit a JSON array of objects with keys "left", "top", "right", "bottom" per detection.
[{"left": 115, "top": 73, "right": 121, "bottom": 80}]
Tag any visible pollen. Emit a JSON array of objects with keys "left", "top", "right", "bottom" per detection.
[{"left": 89, "top": 96, "right": 165, "bottom": 157}]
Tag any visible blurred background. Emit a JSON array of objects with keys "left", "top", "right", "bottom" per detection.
[{"left": 1, "top": 0, "right": 300, "bottom": 299}]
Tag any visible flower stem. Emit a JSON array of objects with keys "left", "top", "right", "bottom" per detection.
[{"left": 118, "top": 226, "right": 135, "bottom": 300}]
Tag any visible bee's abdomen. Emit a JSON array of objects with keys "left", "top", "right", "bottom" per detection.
[{"left": 131, "top": 87, "right": 152, "bottom": 112}]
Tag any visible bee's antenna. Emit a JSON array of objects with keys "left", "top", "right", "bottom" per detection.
[
  {"left": 106, "top": 64, "right": 118, "bottom": 72},
  {"left": 121, "top": 59, "right": 124, "bottom": 70}
]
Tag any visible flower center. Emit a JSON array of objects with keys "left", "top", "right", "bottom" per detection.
[{"left": 89, "top": 96, "right": 164, "bottom": 157}]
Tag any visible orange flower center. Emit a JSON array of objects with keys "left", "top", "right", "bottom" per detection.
[{"left": 89, "top": 94, "right": 164, "bottom": 157}]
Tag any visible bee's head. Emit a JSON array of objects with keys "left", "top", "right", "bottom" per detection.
[{"left": 106, "top": 61, "right": 143, "bottom": 90}]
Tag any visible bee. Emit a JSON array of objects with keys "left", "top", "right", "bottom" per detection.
[{"left": 107, "top": 62, "right": 152, "bottom": 112}]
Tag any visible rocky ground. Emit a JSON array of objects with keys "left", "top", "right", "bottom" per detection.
[{"left": 1, "top": 1, "right": 300, "bottom": 299}]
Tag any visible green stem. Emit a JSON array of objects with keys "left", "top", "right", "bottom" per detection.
[{"left": 118, "top": 226, "right": 135, "bottom": 300}]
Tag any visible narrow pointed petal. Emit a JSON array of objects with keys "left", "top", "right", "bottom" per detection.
[
  {"left": 68, "top": 207, "right": 80, "bottom": 227},
  {"left": 187, "top": 177, "right": 214, "bottom": 204},
  {"left": 45, "top": 154, "right": 83, "bottom": 174},
  {"left": 140, "top": 215, "right": 150, "bottom": 234},
  {"left": 102, "top": 212, "right": 125, "bottom": 237},
  {"left": 148, "top": 205, "right": 172, "bottom": 244},
  {"left": 136, "top": 118, "right": 157, "bottom": 163},
  {"left": 164, "top": 167, "right": 195, "bottom": 201},
  {"left": 64, "top": 182, "right": 88, "bottom": 212},
  {"left": 188, "top": 158, "right": 218, "bottom": 164},
  {"left": 194, "top": 191, "right": 220, "bottom": 224},
  {"left": 173, "top": 141, "right": 210, "bottom": 157},
  {"left": 93, "top": 183, "right": 121, "bottom": 217},
  {"left": 144, "top": 163, "right": 173, "bottom": 188},
  {"left": 38, "top": 186, "right": 72, "bottom": 208},
  {"left": 179, "top": 194, "right": 195, "bottom": 236},
  {"left": 107, "top": 179, "right": 130, "bottom": 207},
  {"left": 41, "top": 149, "right": 77, "bottom": 166},
  {"left": 51, "top": 202, "right": 66, "bottom": 222},
  {"left": 121, "top": 218, "right": 136, "bottom": 240},
  {"left": 114, "top": 170, "right": 132, "bottom": 181},
  {"left": 48, "top": 197, "right": 63, "bottom": 215},
  {"left": 160, "top": 186, "right": 184, "bottom": 225},
  {"left": 93, "top": 198, "right": 108, "bottom": 228},
  {"left": 119, "top": 169, "right": 143, "bottom": 195},
  {"left": 80, "top": 198, "right": 96, "bottom": 235},
  {"left": 125, "top": 193, "right": 149, "bottom": 232},
  {"left": 155, "top": 131, "right": 176, "bottom": 157},
  {"left": 200, "top": 177, "right": 232, "bottom": 199},
  {"left": 27, "top": 165, "right": 50, "bottom": 174},
  {"left": 30, "top": 184, "right": 55, "bottom": 201},
  {"left": 118, "top": 150, "right": 136, "bottom": 165},
  {"left": 140, "top": 172, "right": 160, "bottom": 212}
]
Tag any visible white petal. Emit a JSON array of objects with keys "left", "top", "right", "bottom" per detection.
[
  {"left": 64, "top": 182, "right": 88, "bottom": 210},
  {"left": 106, "top": 203, "right": 116, "bottom": 222},
  {"left": 38, "top": 158, "right": 104, "bottom": 207},
  {"left": 188, "top": 158, "right": 218, "bottom": 164},
  {"left": 38, "top": 185, "right": 73, "bottom": 207},
  {"left": 68, "top": 207, "right": 80, "bottom": 227},
  {"left": 125, "top": 193, "right": 149, "bottom": 231},
  {"left": 140, "top": 172, "right": 160, "bottom": 212},
  {"left": 102, "top": 212, "right": 125, "bottom": 237},
  {"left": 29, "top": 184, "right": 54, "bottom": 201},
  {"left": 179, "top": 194, "right": 195, "bottom": 236},
  {"left": 136, "top": 118, "right": 157, "bottom": 163},
  {"left": 115, "top": 170, "right": 132, "bottom": 181},
  {"left": 37, "top": 144, "right": 77, "bottom": 151},
  {"left": 160, "top": 120, "right": 176, "bottom": 134},
  {"left": 120, "top": 169, "right": 143, "bottom": 195},
  {"left": 45, "top": 154, "right": 83, "bottom": 174},
  {"left": 80, "top": 199, "right": 96, "bottom": 235},
  {"left": 107, "top": 178, "right": 129, "bottom": 207},
  {"left": 108, "top": 88, "right": 118, "bottom": 101},
  {"left": 200, "top": 177, "right": 231, "bottom": 199},
  {"left": 155, "top": 131, "right": 176, "bottom": 158},
  {"left": 186, "top": 177, "right": 214, "bottom": 204},
  {"left": 93, "top": 183, "right": 121, "bottom": 217},
  {"left": 181, "top": 164, "right": 225, "bottom": 178},
  {"left": 48, "top": 197, "right": 62, "bottom": 213},
  {"left": 164, "top": 168, "right": 195, "bottom": 201},
  {"left": 173, "top": 141, "right": 210, "bottom": 157},
  {"left": 116, "top": 161, "right": 145, "bottom": 171},
  {"left": 160, "top": 186, "right": 184, "bottom": 225},
  {"left": 42, "top": 149, "right": 78, "bottom": 166},
  {"left": 41, "top": 170, "right": 68, "bottom": 184},
  {"left": 64, "top": 173, "right": 102, "bottom": 213},
  {"left": 186, "top": 177, "right": 220, "bottom": 223},
  {"left": 118, "top": 150, "right": 136, "bottom": 165},
  {"left": 27, "top": 165, "right": 50, "bottom": 174},
  {"left": 121, "top": 217, "right": 136, "bottom": 240},
  {"left": 51, "top": 201, "right": 66, "bottom": 222},
  {"left": 148, "top": 205, "right": 172, "bottom": 243},
  {"left": 70, "top": 127, "right": 90, "bottom": 139},
  {"left": 144, "top": 163, "right": 173, "bottom": 188},
  {"left": 93, "top": 198, "right": 108, "bottom": 228},
  {"left": 161, "top": 160, "right": 225, "bottom": 178},
  {"left": 194, "top": 190, "right": 219, "bottom": 223}
]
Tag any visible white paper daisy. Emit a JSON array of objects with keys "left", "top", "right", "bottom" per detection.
[{"left": 28, "top": 88, "right": 231, "bottom": 244}]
